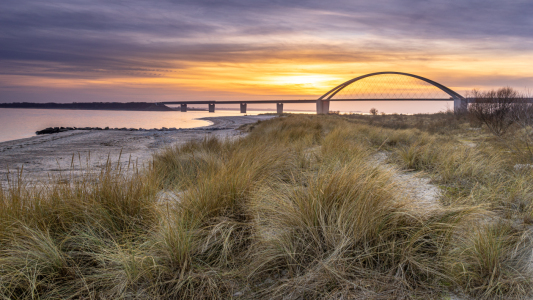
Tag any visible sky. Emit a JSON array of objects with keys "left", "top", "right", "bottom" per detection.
[{"left": 1, "top": 0, "right": 532, "bottom": 112}]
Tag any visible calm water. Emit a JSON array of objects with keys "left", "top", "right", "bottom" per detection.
[{"left": 0, "top": 108, "right": 274, "bottom": 143}]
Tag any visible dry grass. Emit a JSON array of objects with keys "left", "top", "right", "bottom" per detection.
[
  {"left": 1, "top": 114, "right": 532, "bottom": 299},
  {"left": 249, "top": 160, "right": 465, "bottom": 299},
  {"left": 448, "top": 220, "right": 532, "bottom": 299}
]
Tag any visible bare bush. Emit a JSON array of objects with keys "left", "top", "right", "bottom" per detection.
[
  {"left": 369, "top": 107, "right": 378, "bottom": 115},
  {"left": 510, "top": 91, "right": 533, "bottom": 160},
  {"left": 468, "top": 87, "right": 521, "bottom": 136},
  {"left": 469, "top": 87, "right": 533, "bottom": 161}
]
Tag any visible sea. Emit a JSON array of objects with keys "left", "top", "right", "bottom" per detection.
[{"left": 0, "top": 108, "right": 282, "bottom": 143}]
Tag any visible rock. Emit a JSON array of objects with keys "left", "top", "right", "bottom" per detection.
[
  {"left": 35, "top": 127, "right": 55, "bottom": 135},
  {"left": 35, "top": 127, "right": 69, "bottom": 135}
]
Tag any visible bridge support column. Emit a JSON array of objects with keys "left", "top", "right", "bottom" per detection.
[
  {"left": 208, "top": 103, "right": 215, "bottom": 113},
  {"left": 277, "top": 103, "right": 283, "bottom": 114},
  {"left": 316, "top": 100, "right": 330, "bottom": 114},
  {"left": 240, "top": 103, "right": 247, "bottom": 113},
  {"left": 453, "top": 98, "right": 468, "bottom": 114},
  {"left": 180, "top": 104, "right": 187, "bottom": 112}
]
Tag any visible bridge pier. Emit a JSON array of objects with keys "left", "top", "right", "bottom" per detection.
[
  {"left": 240, "top": 103, "right": 247, "bottom": 113},
  {"left": 208, "top": 103, "right": 215, "bottom": 113},
  {"left": 453, "top": 98, "right": 468, "bottom": 114},
  {"left": 316, "top": 100, "right": 330, "bottom": 114},
  {"left": 180, "top": 104, "right": 187, "bottom": 112},
  {"left": 277, "top": 103, "right": 283, "bottom": 114}
]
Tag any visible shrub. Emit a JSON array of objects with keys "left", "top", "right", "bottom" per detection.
[{"left": 468, "top": 87, "right": 521, "bottom": 136}]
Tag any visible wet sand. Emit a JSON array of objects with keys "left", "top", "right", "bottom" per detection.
[{"left": 0, "top": 115, "right": 275, "bottom": 186}]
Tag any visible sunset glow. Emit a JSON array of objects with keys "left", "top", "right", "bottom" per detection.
[{"left": 1, "top": 0, "right": 532, "bottom": 111}]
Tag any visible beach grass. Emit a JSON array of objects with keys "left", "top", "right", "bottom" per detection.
[{"left": 1, "top": 113, "right": 532, "bottom": 299}]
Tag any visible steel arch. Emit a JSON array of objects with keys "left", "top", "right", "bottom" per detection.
[
  {"left": 316, "top": 71, "right": 465, "bottom": 114},
  {"left": 318, "top": 71, "right": 464, "bottom": 100}
]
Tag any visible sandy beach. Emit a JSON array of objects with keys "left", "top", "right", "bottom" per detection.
[{"left": 0, "top": 115, "right": 275, "bottom": 186}]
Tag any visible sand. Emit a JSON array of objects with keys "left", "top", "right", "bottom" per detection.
[
  {"left": 0, "top": 115, "right": 275, "bottom": 186},
  {"left": 373, "top": 151, "right": 441, "bottom": 212}
]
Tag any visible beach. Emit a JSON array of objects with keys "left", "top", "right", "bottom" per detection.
[{"left": 0, "top": 115, "right": 275, "bottom": 186}]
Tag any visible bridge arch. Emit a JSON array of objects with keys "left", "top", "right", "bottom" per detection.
[{"left": 316, "top": 72, "right": 466, "bottom": 114}]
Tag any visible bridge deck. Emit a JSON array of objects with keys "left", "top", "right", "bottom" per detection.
[{"left": 161, "top": 98, "right": 453, "bottom": 105}]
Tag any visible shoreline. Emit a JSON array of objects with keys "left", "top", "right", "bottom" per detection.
[
  {"left": 0, "top": 115, "right": 275, "bottom": 186},
  {"left": 32, "top": 114, "right": 272, "bottom": 135}
]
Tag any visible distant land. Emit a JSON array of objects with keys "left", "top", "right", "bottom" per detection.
[
  {"left": 0, "top": 102, "right": 181, "bottom": 111},
  {"left": 0, "top": 102, "right": 315, "bottom": 112}
]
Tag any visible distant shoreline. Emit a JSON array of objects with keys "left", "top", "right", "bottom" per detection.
[
  {"left": 0, "top": 102, "right": 178, "bottom": 112},
  {"left": 0, "top": 102, "right": 315, "bottom": 113}
]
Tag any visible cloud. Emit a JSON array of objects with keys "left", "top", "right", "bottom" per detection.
[{"left": 0, "top": 0, "right": 532, "bottom": 102}]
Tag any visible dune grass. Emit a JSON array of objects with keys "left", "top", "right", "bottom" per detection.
[
  {"left": 448, "top": 220, "right": 532, "bottom": 299},
  {"left": 1, "top": 114, "right": 532, "bottom": 299}
]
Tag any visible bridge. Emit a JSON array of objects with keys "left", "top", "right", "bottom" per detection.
[{"left": 162, "top": 72, "right": 468, "bottom": 114}]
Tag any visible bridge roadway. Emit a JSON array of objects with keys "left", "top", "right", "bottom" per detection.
[{"left": 161, "top": 98, "right": 453, "bottom": 114}]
